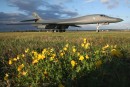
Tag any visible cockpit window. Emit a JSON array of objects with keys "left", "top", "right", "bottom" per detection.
[{"left": 100, "top": 15, "right": 106, "bottom": 17}]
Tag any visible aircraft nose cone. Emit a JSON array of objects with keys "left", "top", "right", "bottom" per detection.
[{"left": 116, "top": 18, "right": 123, "bottom": 22}]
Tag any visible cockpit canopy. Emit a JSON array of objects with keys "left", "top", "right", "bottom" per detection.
[{"left": 100, "top": 15, "right": 106, "bottom": 17}]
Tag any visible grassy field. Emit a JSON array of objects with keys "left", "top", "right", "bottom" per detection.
[{"left": 0, "top": 31, "right": 130, "bottom": 87}]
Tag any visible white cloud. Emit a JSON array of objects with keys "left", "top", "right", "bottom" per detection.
[
  {"left": 85, "top": 0, "right": 119, "bottom": 9},
  {"left": 100, "top": 0, "right": 109, "bottom": 4},
  {"left": 85, "top": 0, "right": 95, "bottom": 3},
  {"left": 125, "top": 0, "right": 130, "bottom": 7},
  {"left": 47, "top": 0, "right": 73, "bottom": 5},
  {"left": 100, "top": 0, "right": 119, "bottom": 9}
]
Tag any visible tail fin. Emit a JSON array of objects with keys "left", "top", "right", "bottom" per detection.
[
  {"left": 20, "top": 12, "right": 43, "bottom": 22},
  {"left": 32, "top": 12, "right": 42, "bottom": 20}
]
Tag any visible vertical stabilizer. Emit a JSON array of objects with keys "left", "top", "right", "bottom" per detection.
[{"left": 32, "top": 12, "right": 43, "bottom": 21}]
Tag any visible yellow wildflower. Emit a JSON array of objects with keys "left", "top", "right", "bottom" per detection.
[
  {"left": 77, "top": 52, "right": 80, "bottom": 56},
  {"left": 85, "top": 54, "right": 89, "bottom": 59},
  {"left": 38, "top": 54, "right": 45, "bottom": 60},
  {"left": 17, "top": 64, "right": 24, "bottom": 72},
  {"left": 84, "top": 43, "right": 90, "bottom": 49},
  {"left": 9, "top": 59, "right": 12, "bottom": 65},
  {"left": 31, "top": 50, "right": 35, "bottom": 54},
  {"left": 83, "top": 38, "right": 87, "bottom": 43},
  {"left": 21, "top": 71, "right": 27, "bottom": 76},
  {"left": 42, "top": 49, "right": 47, "bottom": 54},
  {"left": 102, "top": 44, "right": 109, "bottom": 50},
  {"left": 63, "top": 47, "right": 67, "bottom": 51},
  {"left": 17, "top": 55, "right": 20, "bottom": 60},
  {"left": 95, "top": 60, "right": 102, "bottom": 68},
  {"left": 50, "top": 57, "right": 54, "bottom": 61},
  {"left": 79, "top": 55, "right": 84, "bottom": 61},
  {"left": 38, "top": 54, "right": 42, "bottom": 60},
  {"left": 111, "top": 49, "right": 123, "bottom": 57},
  {"left": 72, "top": 48, "right": 76, "bottom": 53},
  {"left": 59, "top": 50, "right": 63, "bottom": 53},
  {"left": 58, "top": 83, "right": 64, "bottom": 87},
  {"left": 71, "top": 60, "right": 76, "bottom": 67},
  {"left": 60, "top": 52, "right": 64, "bottom": 57},
  {"left": 114, "top": 45, "right": 117, "bottom": 48},
  {"left": 50, "top": 54, "right": 56, "bottom": 60},
  {"left": 4, "top": 73, "right": 9, "bottom": 81},
  {"left": 13, "top": 58, "right": 17, "bottom": 62},
  {"left": 50, "top": 48, "right": 54, "bottom": 53},
  {"left": 81, "top": 43, "right": 84, "bottom": 47},
  {"left": 111, "top": 45, "right": 117, "bottom": 49},
  {"left": 25, "top": 48, "right": 29, "bottom": 53},
  {"left": 52, "top": 54, "right": 56, "bottom": 58},
  {"left": 44, "top": 70, "right": 48, "bottom": 77},
  {"left": 33, "top": 52, "right": 38, "bottom": 58},
  {"left": 32, "top": 59, "right": 38, "bottom": 64},
  {"left": 22, "top": 54, "right": 25, "bottom": 58},
  {"left": 65, "top": 43, "right": 69, "bottom": 48}
]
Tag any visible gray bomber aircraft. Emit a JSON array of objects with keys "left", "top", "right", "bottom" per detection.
[{"left": 9, "top": 12, "right": 123, "bottom": 32}]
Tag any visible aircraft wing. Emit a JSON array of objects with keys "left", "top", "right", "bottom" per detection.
[
  {"left": 20, "top": 19, "right": 38, "bottom": 22},
  {"left": 7, "top": 21, "right": 97, "bottom": 25}
]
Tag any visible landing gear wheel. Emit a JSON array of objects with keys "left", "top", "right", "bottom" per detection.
[{"left": 96, "top": 30, "right": 99, "bottom": 32}]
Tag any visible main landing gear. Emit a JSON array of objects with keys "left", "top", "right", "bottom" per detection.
[
  {"left": 96, "top": 23, "right": 101, "bottom": 32},
  {"left": 52, "top": 29, "right": 66, "bottom": 32}
]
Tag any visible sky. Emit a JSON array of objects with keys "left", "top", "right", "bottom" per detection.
[{"left": 0, "top": 0, "right": 130, "bottom": 31}]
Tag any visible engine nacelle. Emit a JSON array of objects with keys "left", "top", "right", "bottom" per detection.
[
  {"left": 32, "top": 24, "right": 46, "bottom": 29},
  {"left": 37, "top": 25, "right": 46, "bottom": 29},
  {"left": 101, "top": 22, "right": 109, "bottom": 25}
]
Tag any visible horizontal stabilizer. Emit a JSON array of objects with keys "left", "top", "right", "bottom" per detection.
[
  {"left": 71, "top": 25, "right": 81, "bottom": 27},
  {"left": 20, "top": 19, "right": 38, "bottom": 22}
]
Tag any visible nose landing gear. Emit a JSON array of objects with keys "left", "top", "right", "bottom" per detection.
[{"left": 96, "top": 23, "right": 100, "bottom": 32}]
